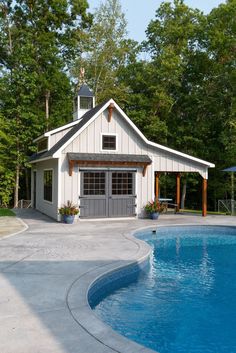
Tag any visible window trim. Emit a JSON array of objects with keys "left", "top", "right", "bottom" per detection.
[
  {"left": 43, "top": 169, "right": 53, "bottom": 204},
  {"left": 101, "top": 133, "right": 118, "bottom": 152}
]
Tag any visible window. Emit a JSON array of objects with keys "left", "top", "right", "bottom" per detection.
[
  {"left": 37, "top": 138, "right": 48, "bottom": 152},
  {"left": 112, "top": 172, "right": 133, "bottom": 195},
  {"left": 74, "top": 96, "right": 78, "bottom": 111},
  {"left": 102, "top": 135, "right": 116, "bottom": 150},
  {"left": 83, "top": 172, "right": 106, "bottom": 195},
  {"left": 80, "top": 97, "right": 93, "bottom": 110},
  {"left": 44, "top": 170, "right": 53, "bottom": 202}
]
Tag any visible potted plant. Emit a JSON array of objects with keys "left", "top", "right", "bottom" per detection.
[
  {"left": 59, "top": 201, "right": 79, "bottom": 224},
  {"left": 145, "top": 198, "right": 164, "bottom": 220}
]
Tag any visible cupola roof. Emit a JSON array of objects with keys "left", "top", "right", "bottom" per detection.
[{"left": 77, "top": 84, "right": 94, "bottom": 97}]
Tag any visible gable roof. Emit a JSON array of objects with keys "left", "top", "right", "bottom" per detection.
[
  {"left": 30, "top": 98, "right": 215, "bottom": 168},
  {"left": 30, "top": 100, "right": 108, "bottom": 162}
]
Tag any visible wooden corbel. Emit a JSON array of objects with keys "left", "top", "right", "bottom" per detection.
[
  {"left": 143, "top": 164, "right": 148, "bottom": 177},
  {"left": 69, "top": 160, "right": 75, "bottom": 176},
  {"left": 108, "top": 103, "right": 115, "bottom": 123}
]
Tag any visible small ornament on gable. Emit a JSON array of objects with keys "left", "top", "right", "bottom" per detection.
[{"left": 108, "top": 102, "right": 115, "bottom": 122}]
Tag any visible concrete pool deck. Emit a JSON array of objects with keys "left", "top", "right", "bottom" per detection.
[{"left": 0, "top": 210, "right": 236, "bottom": 353}]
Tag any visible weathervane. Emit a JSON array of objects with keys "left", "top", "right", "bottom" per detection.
[{"left": 80, "top": 67, "right": 85, "bottom": 84}]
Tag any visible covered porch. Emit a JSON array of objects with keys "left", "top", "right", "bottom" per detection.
[
  {"left": 154, "top": 171, "right": 209, "bottom": 217},
  {"left": 149, "top": 142, "right": 215, "bottom": 217}
]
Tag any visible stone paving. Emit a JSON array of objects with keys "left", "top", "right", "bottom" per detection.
[
  {"left": 0, "top": 210, "right": 235, "bottom": 353},
  {"left": 0, "top": 216, "right": 26, "bottom": 238}
]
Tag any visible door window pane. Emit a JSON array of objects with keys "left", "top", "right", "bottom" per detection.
[
  {"left": 112, "top": 172, "right": 133, "bottom": 195},
  {"left": 83, "top": 172, "right": 106, "bottom": 195}
]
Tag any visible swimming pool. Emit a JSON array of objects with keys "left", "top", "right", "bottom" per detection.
[{"left": 90, "top": 226, "right": 236, "bottom": 353}]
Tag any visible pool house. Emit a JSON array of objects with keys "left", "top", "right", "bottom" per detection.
[{"left": 30, "top": 84, "right": 215, "bottom": 220}]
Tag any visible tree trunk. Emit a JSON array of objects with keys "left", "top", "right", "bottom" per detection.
[
  {"left": 45, "top": 90, "right": 50, "bottom": 131},
  {"left": 25, "top": 168, "right": 30, "bottom": 200},
  {"left": 13, "top": 133, "right": 20, "bottom": 208},
  {"left": 14, "top": 163, "right": 20, "bottom": 208},
  {"left": 181, "top": 178, "right": 187, "bottom": 209}
]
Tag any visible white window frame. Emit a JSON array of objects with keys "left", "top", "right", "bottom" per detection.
[
  {"left": 101, "top": 133, "right": 118, "bottom": 152},
  {"left": 43, "top": 169, "right": 54, "bottom": 204}
]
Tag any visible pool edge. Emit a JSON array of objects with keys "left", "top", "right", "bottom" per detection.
[{"left": 66, "top": 226, "right": 157, "bottom": 353}]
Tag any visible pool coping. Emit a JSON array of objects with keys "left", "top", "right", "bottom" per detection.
[{"left": 66, "top": 227, "right": 157, "bottom": 353}]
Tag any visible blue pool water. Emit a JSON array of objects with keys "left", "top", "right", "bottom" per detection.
[{"left": 91, "top": 226, "right": 236, "bottom": 353}]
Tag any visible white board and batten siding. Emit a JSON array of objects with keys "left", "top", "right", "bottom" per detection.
[
  {"left": 49, "top": 126, "right": 73, "bottom": 149},
  {"left": 31, "top": 102, "right": 212, "bottom": 220},
  {"left": 59, "top": 109, "right": 208, "bottom": 215},
  {"left": 151, "top": 150, "right": 208, "bottom": 179},
  {"left": 32, "top": 159, "right": 59, "bottom": 220},
  {"left": 63, "top": 111, "right": 145, "bottom": 155},
  {"left": 59, "top": 110, "right": 153, "bottom": 216}
]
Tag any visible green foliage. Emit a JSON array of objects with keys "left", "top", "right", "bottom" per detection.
[
  {"left": 0, "top": 0, "right": 91, "bottom": 206},
  {"left": 59, "top": 201, "right": 79, "bottom": 215},
  {"left": 72, "top": 0, "right": 135, "bottom": 103},
  {"left": 0, "top": 0, "right": 235, "bottom": 212},
  {"left": 145, "top": 199, "right": 165, "bottom": 213},
  {"left": 0, "top": 113, "right": 15, "bottom": 206}
]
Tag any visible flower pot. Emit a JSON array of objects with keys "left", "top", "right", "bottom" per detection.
[
  {"left": 150, "top": 212, "right": 159, "bottom": 220},
  {"left": 63, "top": 215, "right": 75, "bottom": 224}
]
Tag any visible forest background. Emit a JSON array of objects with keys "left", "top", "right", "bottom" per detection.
[{"left": 0, "top": 0, "right": 235, "bottom": 211}]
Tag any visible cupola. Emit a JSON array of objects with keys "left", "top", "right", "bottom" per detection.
[{"left": 73, "top": 69, "right": 95, "bottom": 120}]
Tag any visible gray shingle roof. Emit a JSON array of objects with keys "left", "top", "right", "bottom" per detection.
[
  {"left": 77, "top": 84, "right": 94, "bottom": 97},
  {"left": 67, "top": 153, "right": 152, "bottom": 164},
  {"left": 29, "top": 100, "right": 109, "bottom": 162}
]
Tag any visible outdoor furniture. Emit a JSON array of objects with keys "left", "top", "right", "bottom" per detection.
[
  {"left": 166, "top": 202, "right": 179, "bottom": 213},
  {"left": 159, "top": 198, "right": 178, "bottom": 213}
]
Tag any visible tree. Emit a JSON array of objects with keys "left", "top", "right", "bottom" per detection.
[
  {"left": 0, "top": 0, "right": 91, "bottom": 207},
  {"left": 123, "top": 0, "right": 236, "bottom": 210},
  {"left": 143, "top": 0, "right": 205, "bottom": 149},
  {"left": 198, "top": 0, "right": 236, "bottom": 207},
  {"left": 0, "top": 112, "right": 15, "bottom": 206},
  {"left": 72, "top": 0, "right": 134, "bottom": 103}
]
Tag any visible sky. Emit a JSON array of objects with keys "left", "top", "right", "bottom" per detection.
[{"left": 88, "top": 0, "right": 225, "bottom": 42}]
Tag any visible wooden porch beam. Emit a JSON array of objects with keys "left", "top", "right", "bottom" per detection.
[
  {"left": 155, "top": 172, "right": 160, "bottom": 199},
  {"left": 68, "top": 159, "right": 151, "bottom": 177},
  {"left": 176, "top": 173, "right": 181, "bottom": 212},
  {"left": 202, "top": 178, "right": 207, "bottom": 217}
]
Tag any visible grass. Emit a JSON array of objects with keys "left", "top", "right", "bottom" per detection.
[
  {"left": 181, "top": 209, "right": 228, "bottom": 216},
  {"left": 0, "top": 209, "right": 15, "bottom": 217}
]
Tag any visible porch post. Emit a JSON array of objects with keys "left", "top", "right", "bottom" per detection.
[
  {"left": 176, "top": 173, "right": 181, "bottom": 212},
  {"left": 202, "top": 178, "right": 207, "bottom": 217},
  {"left": 155, "top": 172, "right": 160, "bottom": 200}
]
